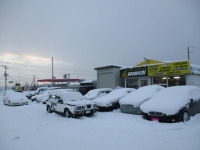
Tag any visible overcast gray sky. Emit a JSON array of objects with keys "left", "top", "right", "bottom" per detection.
[{"left": 0, "top": 0, "right": 200, "bottom": 85}]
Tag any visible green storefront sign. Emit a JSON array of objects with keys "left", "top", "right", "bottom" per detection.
[{"left": 120, "top": 66, "right": 148, "bottom": 78}]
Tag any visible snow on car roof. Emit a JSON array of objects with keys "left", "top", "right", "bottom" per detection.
[
  {"left": 119, "top": 85, "right": 165, "bottom": 107},
  {"left": 93, "top": 88, "right": 135, "bottom": 106},
  {"left": 59, "top": 92, "right": 85, "bottom": 102},
  {"left": 49, "top": 89, "right": 74, "bottom": 95},
  {"left": 85, "top": 88, "right": 113, "bottom": 97},
  {"left": 140, "top": 86, "right": 200, "bottom": 115},
  {"left": 5, "top": 90, "right": 28, "bottom": 102}
]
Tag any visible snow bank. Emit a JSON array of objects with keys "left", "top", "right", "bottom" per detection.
[
  {"left": 0, "top": 101, "right": 200, "bottom": 150},
  {"left": 140, "top": 86, "right": 200, "bottom": 115},
  {"left": 120, "top": 85, "right": 165, "bottom": 107}
]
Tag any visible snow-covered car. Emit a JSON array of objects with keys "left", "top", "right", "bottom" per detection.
[
  {"left": 93, "top": 88, "right": 135, "bottom": 111},
  {"left": 3, "top": 90, "right": 29, "bottom": 106},
  {"left": 120, "top": 85, "right": 165, "bottom": 115},
  {"left": 141, "top": 86, "right": 200, "bottom": 122},
  {"left": 34, "top": 90, "right": 50, "bottom": 103},
  {"left": 84, "top": 88, "right": 113, "bottom": 100},
  {"left": 41, "top": 89, "right": 75, "bottom": 104},
  {"left": 27, "top": 87, "right": 49, "bottom": 100},
  {"left": 46, "top": 90, "right": 97, "bottom": 117}
]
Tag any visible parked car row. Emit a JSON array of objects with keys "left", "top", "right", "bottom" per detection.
[{"left": 3, "top": 85, "right": 200, "bottom": 123}]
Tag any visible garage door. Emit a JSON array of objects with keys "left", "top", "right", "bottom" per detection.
[{"left": 98, "top": 72, "right": 113, "bottom": 88}]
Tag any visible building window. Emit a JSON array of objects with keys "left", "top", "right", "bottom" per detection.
[
  {"left": 126, "top": 78, "right": 139, "bottom": 89},
  {"left": 153, "top": 75, "right": 186, "bottom": 87}
]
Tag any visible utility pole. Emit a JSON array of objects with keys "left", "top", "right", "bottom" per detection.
[
  {"left": 187, "top": 46, "right": 190, "bottom": 60},
  {"left": 52, "top": 57, "right": 54, "bottom": 86},
  {"left": 0, "top": 65, "right": 8, "bottom": 90},
  {"left": 30, "top": 75, "right": 35, "bottom": 90},
  {"left": 187, "top": 46, "right": 200, "bottom": 60}
]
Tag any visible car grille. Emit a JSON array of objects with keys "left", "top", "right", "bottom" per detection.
[
  {"left": 76, "top": 106, "right": 82, "bottom": 110},
  {"left": 148, "top": 111, "right": 165, "bottom": 117}
]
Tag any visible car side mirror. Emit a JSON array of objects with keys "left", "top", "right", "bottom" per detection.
[{"left": 190, "top": 99, "right": 194, "bottom": 104}]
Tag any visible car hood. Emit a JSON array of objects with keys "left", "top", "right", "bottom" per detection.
[{"left": 65, "top": 99, "right": 95, "bottom": 106}]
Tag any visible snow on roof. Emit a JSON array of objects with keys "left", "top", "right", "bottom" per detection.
[
  {"left": 140, "top": 86, "right": 200, "bottom": 115},
  {"left": 119, "top": 85, "right": 165, "bottom": 107},
  {"left": 191, "top": 64, "right": 200, "bottom": 74},
  {"left": 94, "top": 64, "right": 122, "bottom": 70},
  {"left": 80, "top": 80, "right": 94, "bottom": 84}
]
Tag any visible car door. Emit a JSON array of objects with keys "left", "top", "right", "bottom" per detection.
[
  {"left": 54, "top": 97, "right": 65, "bottom": 112},
  {"left": 189, "top": 98, "right": 200, "bottom": 116}
]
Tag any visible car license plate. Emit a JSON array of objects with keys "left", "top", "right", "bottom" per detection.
[
  {"left": 86, "top": 110, "right": 91, "bottom": 114},
  {"left": 151, "top": 118, "right": 159, "bottom": 121}
]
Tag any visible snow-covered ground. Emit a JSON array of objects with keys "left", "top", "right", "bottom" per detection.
[{"left": 0, "top": 94, "right": 200, "bottom": 150}]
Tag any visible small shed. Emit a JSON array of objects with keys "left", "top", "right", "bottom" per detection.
[{"left": 94, "top": 65, "right": 122, "bottom": 89}]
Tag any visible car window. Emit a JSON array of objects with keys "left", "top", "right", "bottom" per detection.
[{"left": 56, "top": 96, "right": 61, "bottom": 100}]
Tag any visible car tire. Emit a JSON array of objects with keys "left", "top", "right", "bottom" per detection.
[
  {"left": 47, "top": 106, "right": 52, "bottom": 113},
  {"left": 182, "top": 111, "right": 190, "bottom": 122},
  {"left": 64, "top": 109, "right": 71, "bottom": 118}
]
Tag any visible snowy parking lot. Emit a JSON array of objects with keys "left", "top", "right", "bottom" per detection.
[{"left": 0, "top": 99, "right": 200, "bottom": 150}]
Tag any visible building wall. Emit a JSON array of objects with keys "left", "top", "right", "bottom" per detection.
[
  {"left": 186, "top": 75, "right": 200, "bottom": 88},
  {"left": 96, "top": 67, "right": 122, "bottom": 89}
]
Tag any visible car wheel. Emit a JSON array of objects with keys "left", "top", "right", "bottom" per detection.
[
  {"left": 182, "top": 111, "right": 190, "bottom": 122},
  {"left": 64, "top": 109, "right": 71, "bottom": 118},
  {"left": 47, "top": 106, "right": 52, "bottom": 113}
]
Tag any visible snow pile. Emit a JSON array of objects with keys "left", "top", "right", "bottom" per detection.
[
  {"left": 84, "top": 88, "right": 113, "bottom": 100},
  {"left": 93, "top": 88, "right": 135, "bottom": 107},
  {"left": 120, "top": 85, "right": 165, "bottom": 107},
  {"left": 141, "top": 86, "right": 200, "bottom": 115}
]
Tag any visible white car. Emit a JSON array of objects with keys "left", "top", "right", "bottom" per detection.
[
  {"left": 3, "top": 90, "right": 29, "bottom": 106},
  {"left": 46, "top": 90, "right": 97, "bottom": 117},
  {"left": 35, "top": 90, "right": 50, "bottom": 103},
  {"left": 84, "top": 88, "right": 113, "bottom": 100},
  {"left": 120, "top": 85, "right": 165, "bottom": 115},
  {"left": 27, "top": 87, "right": 49, "bottom": 100},
  {"left": 93, "top": 88, "right": 135, "bottom": 111}
]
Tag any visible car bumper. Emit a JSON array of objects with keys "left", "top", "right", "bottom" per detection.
[
  {"left": 73, "top": 109, "right": 96, "bottom": 117},
  {"left": 142, "top": 112, "right": 179, "bottom": 123},
  {"left": 97, "top": 106, "right": 113, "bottom": 111},
  {"left": 10, "top": 102, "right": 28, "bottom": 106}
]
